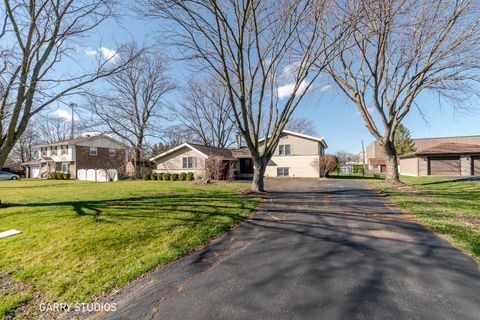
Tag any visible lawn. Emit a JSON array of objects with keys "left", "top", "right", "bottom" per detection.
[
  {"left": 373, "top": 176, "right": 480, "bottom": 261},
  {"left": 0, "top": 179, "right": 259, "bottom": 317}
]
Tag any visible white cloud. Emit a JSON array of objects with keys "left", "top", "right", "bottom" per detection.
[
  {"left": 83, "top": 47, "right": 119, "bottom": 62},
  {"left": 84, "top": 48, "right": 98, "bottom": 57},
  {"left": 99, "top": 47, "right": 119, "bottom": 61},
  {"left": 320, "top": 84, "right": 332, "bottom": 92},
  {"left": 277, "top": 80, "right": 308, "bottom": 99},
  {"left": 53, "top": 109, "right": 75, "bottom": 121}
]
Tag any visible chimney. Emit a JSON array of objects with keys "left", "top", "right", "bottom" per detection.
[{"left": 236, "top": 132, "right": 243, "bottom": 148}]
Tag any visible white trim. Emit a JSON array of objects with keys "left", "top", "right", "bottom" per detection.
[
  {"left": 149, "top": 143, "right": 209, "bottom": 162},
  {"left": 259, "top": 130, "right": 328, "bottom": 148}
]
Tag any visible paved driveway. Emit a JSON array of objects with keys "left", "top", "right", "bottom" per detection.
[{"left": 95, "top": 179, "right": 480, "bottom": 320}]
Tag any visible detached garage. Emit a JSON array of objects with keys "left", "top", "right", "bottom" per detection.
[{"left": 399, "top": 142, "right": 480, "bottom": 177}]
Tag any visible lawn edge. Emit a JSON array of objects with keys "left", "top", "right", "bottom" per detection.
[{"left": 366, "top": 180, "right": 480, "bottom": 266}]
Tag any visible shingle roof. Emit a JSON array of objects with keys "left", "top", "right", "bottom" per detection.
[
  {"left": 400, "top": 142, "right": 480, "bottom": 158},
  {"left": 35, "top": 134, "right": 126, "bottom": 148},
  {"left": 231, "top": 147, "right": 252, "bottom": 158},
  {"left": 188, "top": 143, "right": 235, "bottom": 160}
]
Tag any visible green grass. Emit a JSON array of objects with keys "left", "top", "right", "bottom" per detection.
[
  {"left": 0, "top": 180, "right": 259, "bottom": 305},
  {"left": 0, "top": 292, "right": 32, "bottom": 319},
  {"left": 374, "top": 176, "right": 480, "bottom": 260}
]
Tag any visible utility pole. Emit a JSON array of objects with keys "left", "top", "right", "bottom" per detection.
[
  {"left": 69, "top": 102, "right": 77, "bottom": 139},
  {"left": 361, "top": 140, "right": 366, "bottom": 177}
]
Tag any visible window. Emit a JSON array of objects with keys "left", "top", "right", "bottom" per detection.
[
  {"left": 41, "top": 148, "right": 47, "bottom": 157},
  {"left": 109, "top": 148, "right": 116, "bottom": 157},
  {"left": 62, "top": 163, "right": 70, "bottom": 173},
  {"left": 279, "top": 144, "right": 291, "bottom": 155},
  {"left": 52, "top": 146, "right": 57, "bottom": 155},
  {"left": 90, "top": 147, "right": 97, "bottom": 156},
  {"left": 277, "top": 168, "right": 289, "bottom": 176},
  {"left": 182, "top": 157, "right": 195, "bottom": 169},
  {"left": 61, "top": 146, "right": 68, "bottom": 155}
]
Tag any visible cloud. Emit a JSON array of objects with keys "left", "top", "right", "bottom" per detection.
[
  {"left": 99, "top": 47, "right": 119, "bottom": 61},
  {"left": 277, "top": 80, "right": 308, "bottom": 99},
  {"left": 53, "top": 109, "right": 75, "bottom": 121},
  {"left": 84, "top": 48, "right": 98, "bottom": 57},
  {"left": 320, "top": 84, "right": 332, "bottom": 92},
  {"left": 83, "top": 47, "right": 119, "bottom": 62}
]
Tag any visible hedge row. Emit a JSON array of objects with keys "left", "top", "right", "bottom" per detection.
[
  {"left": 49, "top": 171, "right": 71, "bottom": 180},
  {"left": 144, "top": 172, "right": 195, "bottom": 181}
]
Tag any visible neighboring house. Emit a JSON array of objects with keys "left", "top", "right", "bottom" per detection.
[
  {"left": 150, "top": 130, "right": 328, "bottom": 179},
  {"left": 22, "top": 135, "right": 128, "bottom": 181},
  {"left": 366, "top": 135, "right": 480, "bottom": 176},
  {"left": 400, "top": 143, "right": 480, "bottom": 177}
]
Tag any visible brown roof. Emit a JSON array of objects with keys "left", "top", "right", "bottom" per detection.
[
  {"left": 400, "top": 142, "right": 480, "bottom": 158},
  {"left": 35, "top": 134, "right": 127, "bottom": 148},
  {"left": 188, "top": 144, "right": 236, "bottom": 160},
  {"left": 231, "top": 147, "right": 252, "bottom": 158},
  {"left": 368, "top": 158, "right": 386, "bottom": 166}
]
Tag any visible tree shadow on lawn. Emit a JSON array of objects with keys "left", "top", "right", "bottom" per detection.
[{"left": 8, "top": 194, "right": 254, "bottom": 224}]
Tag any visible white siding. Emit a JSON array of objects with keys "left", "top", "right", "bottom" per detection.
[
  {"left": 152, "top": 146, "right": 207, "bottom": 178},
  {"left": 265, "top": 155, "right": 319, "bottom": 178}
]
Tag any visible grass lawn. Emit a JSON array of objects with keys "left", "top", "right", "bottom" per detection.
[
  {"left": 0, "top": 179, "right": 259, "bottom": 317},
  {"left": 373, "top": 176, "right": 480, "bottom": 261}
]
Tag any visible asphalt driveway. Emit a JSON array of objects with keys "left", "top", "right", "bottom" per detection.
[{"left": 94, "top": 179, "right": 480, "bottom": 320}]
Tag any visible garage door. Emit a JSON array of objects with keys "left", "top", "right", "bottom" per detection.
[
  {"left": 429, "top": 157, "right": 460, "bottom": 176},
  {"left": 472, "top": 157, "right": 480, "bottom": 176},
  {"left": 30, "top": 166, "right": 40, "bottom": 178}
]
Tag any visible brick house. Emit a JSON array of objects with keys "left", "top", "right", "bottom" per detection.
[{"left": 22, "top": 135, "right": 128, "bottom": 181}]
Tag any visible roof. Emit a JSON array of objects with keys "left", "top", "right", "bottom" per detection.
[
  {"left": 35, "top": 134, "right": 127, "bottom": 148},
  {"left": 149, "top": 143, "right": 236, "bottom": 162},
  {"left": 231, "top": 147, "right": 252, "bottom": 158},
  {"left": 258, "top": 130, "right": 328, "bottom": 148},
  {"left": 400, "top": 142, "right": 480, "bottom": 158},
  {"left": 368, "top": 158, "right": 386, "bottom": 166}
]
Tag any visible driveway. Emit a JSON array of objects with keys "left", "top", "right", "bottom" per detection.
[{"left": 94, "top": 179, "right": 480, "bottom": 320}]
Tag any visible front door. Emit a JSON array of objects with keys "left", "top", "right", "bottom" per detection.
[
  {"left": 62, "top": 162, "right": 70, "bottom": 173},
  {"left": 240, "top": 158, "right": 253, "bottom": 174},
  {"left": 472, "top": 156, "right": 480, "bottom": 176}
]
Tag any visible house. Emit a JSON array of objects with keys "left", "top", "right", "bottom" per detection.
[
  {"left": 150, "top": 130, "right": 328, "bottom": 179},
  {"left": 399, "top": 143, "right": 480, "bottom": 177},
  {"left": 22, "top": 134, "right": 128, "bottom": 181},
  {"left": 366, "top": 135, "right": 480, "bottom": 176}
]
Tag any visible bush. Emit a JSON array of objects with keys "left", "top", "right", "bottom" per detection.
[
  {"left": 143, "top": 173, "right": 152, "bottom": 180},
  {"left": 179, "top": 172, "right": 186, "bottom": 181},
  {"left": 170, "top": 173, "right": 179, "bottom": 181},
  {"left": 63, "top": 173, "right": 71, "bottom": 180},
  {"left": 186, "top": 172, "right": 194, "bottom": 181},
  {"left": 150, "top": 173, "right": 157, "bottom": 180},
  {"left": 312, "top": 156, "right": 339, "bottom": 178},
  {"left": 50, "top": 171, "right": 65, "bottom": 180},
  {"left": 163, "top": 173, "right": 171, "bottom": 181},
  {"left": 156, "top": 173, "right": 164, "bottom": 181}
]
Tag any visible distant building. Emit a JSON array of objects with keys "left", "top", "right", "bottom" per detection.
[
  {"left": 366, "top": 135, "right": 480, "bottom": 176},
  {"left": 22, "top": 134, "right": 128, "bottom": 181}
]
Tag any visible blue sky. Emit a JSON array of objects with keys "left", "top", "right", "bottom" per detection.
[{"left": 59, "top": 7, "right": 480, "bottom": 154}]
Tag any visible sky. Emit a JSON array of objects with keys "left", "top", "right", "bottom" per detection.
[{"left": 53, "top": 5, "right": 480, "bottom": 155}]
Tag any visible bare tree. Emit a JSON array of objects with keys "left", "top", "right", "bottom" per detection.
[
  {"left": 327, "top": 0, "right": 480, "bottom": 182},
  {"left": 312, "top": 155, "right": 338, "bottom": 178},
  {"left": 88, "top": 45, "right": 174, "bottom": 177},
  {"left": 143, "top": 0, "right": 349, "bottom": 191},
  {"left": 177, "top": 78, "right": 235, "bottom": 148},
  {"left": 0, "top": 0, "right": 138, "bottom": 167},
  {"left": 11, "top": 126, "right": 39, "bottom": 163},
  {"left": 285, "top": 117, "right": 317, "bottom": 135},
  {"left": 335, "top": 150, "right": 356, "bottom": 165}
]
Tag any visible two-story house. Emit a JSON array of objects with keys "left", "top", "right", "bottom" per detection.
[
  {"left": 150, "top": 130, "right": 328, "bottom": 179},
  {"left": 23, "top": 134, "right": 128, "bottom": 181}
]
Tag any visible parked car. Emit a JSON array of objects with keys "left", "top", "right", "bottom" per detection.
[{"left": 0, "top": 171, "right": 20, "bottom": 180}]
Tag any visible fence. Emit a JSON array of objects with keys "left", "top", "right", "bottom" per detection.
[{"left": 77, "top": 169, "right": 118, "bottom": 182}]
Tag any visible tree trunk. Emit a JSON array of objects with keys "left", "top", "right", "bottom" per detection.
[
  {"left": 251, "top": 157, "right": 267, "bottom": 192},
  {"left": 0, "top": 146, "right": 12, "bottom": 168},
  {"left": 382, "top": 139, "right": 400, "bottom": 182}
]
